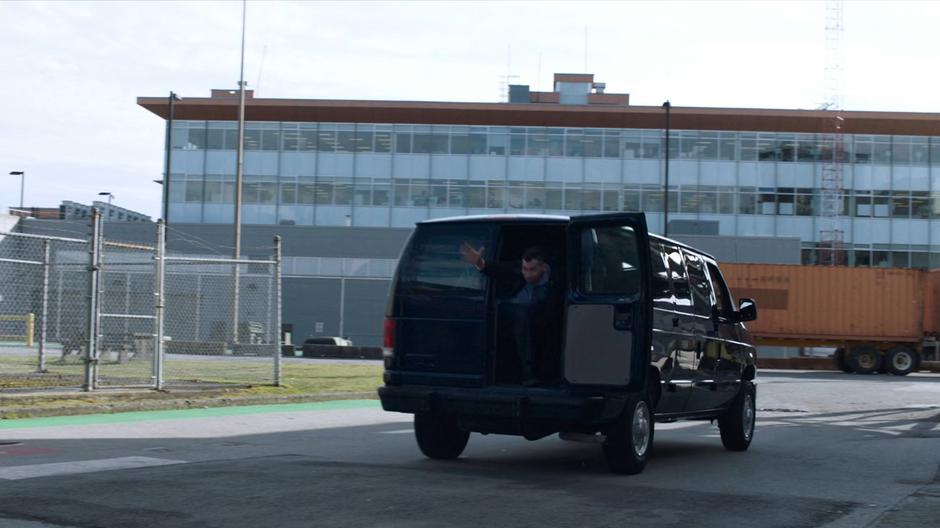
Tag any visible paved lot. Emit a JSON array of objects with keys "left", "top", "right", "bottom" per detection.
[{"left": 0, "top": 370, "right": 938, "bottom": 528}]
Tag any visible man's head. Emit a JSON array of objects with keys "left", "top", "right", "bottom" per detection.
[{"left": 520, "top": 247, "right": 549, "bottom": 284}]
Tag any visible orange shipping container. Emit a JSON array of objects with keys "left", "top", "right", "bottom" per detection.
[
  {"left": 924, "top": 270, "right": 940, "bottom": 336},
  {"left": 721, "top": 264, "right": 926, "bottom": 344}
]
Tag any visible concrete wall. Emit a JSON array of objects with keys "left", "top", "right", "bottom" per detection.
[{"left": 673, "top": 234, "right": 801, "bottom": 265}]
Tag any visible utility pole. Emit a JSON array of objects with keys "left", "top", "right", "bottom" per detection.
[
  {"left": 162, "top": 92, "right": 180, "bottom": 224},
  {"left": 232, "top": 0, "right": 247, "bottom": 345},
  {"left": 662, "top": 101, "right": 671, "bottom": 237}
]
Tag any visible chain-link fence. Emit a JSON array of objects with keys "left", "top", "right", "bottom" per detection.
[
  {"left": 0, "top": 230, "right": 90, "bottom": 390},
  {"left": 161, "top": 246, "right": 281, "bottom": 388},
  {"left": 0, "top": 210, "right": 282, "bottom": 392}
]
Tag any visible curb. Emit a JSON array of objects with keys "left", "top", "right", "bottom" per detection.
[{"left": 0, "top": 391, "right": 379, "bottom": 420}]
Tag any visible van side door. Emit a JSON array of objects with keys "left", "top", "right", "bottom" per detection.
[
  {"left": 705, "top": 260, "right": 754, "bottom": 406},
  {"left": 660, "top": 242, "right": 698, "bottom": 411},
  {"left": 683, "top": 250, "right": 727, "bottom": 411},
  {"left": 564, "top": 214, "right": 651, "bottom": 391},
  {"left": 649, "top": 239, "right": 691, "bottom": 414}
]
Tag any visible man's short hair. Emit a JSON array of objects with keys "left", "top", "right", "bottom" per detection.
[{"left": 522, "top": 247, "right": 547, "bottom": 263}]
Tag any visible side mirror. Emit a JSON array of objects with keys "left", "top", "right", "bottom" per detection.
[{"left": 737, "top": 298, "right": 757, "bottom": 322}]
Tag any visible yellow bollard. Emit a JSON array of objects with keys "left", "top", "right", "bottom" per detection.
[{"left": 26, "top": 313, "right": 35, "bottom": 348}]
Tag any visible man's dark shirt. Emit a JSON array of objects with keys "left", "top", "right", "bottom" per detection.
[{"left": 482, "top": 261, "right": 555, "bottom": 306}]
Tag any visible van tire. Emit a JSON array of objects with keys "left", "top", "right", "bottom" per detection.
[
  {"left": 603, "top": 397, "right": 653, "bottom": 475},
  {"left": 848, "top": 345, "right": 881, "bottom": 374},
  {"left": 718, "top": 381, "right": 756, "bottom": 452},
  {"left": 886, "top": 346, "right": 918, "bottom": 376},
  {"left": 414, "top": 414, "right": 470, "bottom": 460}
]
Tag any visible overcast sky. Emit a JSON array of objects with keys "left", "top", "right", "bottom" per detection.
[{"left": 2, "top": 0, "right": 939, "bottom": 220}]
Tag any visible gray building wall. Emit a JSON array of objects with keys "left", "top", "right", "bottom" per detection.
[
  {"left": 673, "top": 235, "right": 801, "bottom": 265},
  {"left": 13, "top": 217, "right": 799, "bottom": 346}
]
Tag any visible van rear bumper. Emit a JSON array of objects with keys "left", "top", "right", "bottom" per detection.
[{"left": 378, "top": 385, "right": 627, "bottom": 425}]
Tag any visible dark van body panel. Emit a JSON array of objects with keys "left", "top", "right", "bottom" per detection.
[{"left": 380, "top": 214, "right": 756, "bottom": 439}]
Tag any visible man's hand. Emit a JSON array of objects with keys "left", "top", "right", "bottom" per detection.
[{"left": 460, "top": 242, "right": 486, "bottom": 271}]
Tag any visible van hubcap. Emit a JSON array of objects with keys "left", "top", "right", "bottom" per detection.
[
  {"left": 632, "top": 402, "right": 650, "bottom": 457},
  {"left": 742, "top": 393, "right": 755, "bottom": 441}
]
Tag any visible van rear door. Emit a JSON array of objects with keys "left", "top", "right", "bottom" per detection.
[
  {"left": 388, "top": 223, "right": 493, "bottom": 387},
  {"left": 565, "top": 214, "right": 651, "bottom": 391}
]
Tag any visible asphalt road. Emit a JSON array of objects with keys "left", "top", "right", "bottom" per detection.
[{"left": 0, "top": 370, "right": 938, "bottom": 528}]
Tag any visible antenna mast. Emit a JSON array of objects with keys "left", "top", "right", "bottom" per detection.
[
  {"left": 500, "top": 44, "right": 519, "bottom": 102},
  {"left": 819, "top": 0, "right": 845, "bottom": 266}
]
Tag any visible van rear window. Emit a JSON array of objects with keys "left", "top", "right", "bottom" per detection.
[{"left": 398, "top": 226, "right": 491, "bottom": 294}]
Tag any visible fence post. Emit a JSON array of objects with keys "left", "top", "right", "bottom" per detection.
[
  {"left": 339, "top": 277, "right": 346, "bottom": 339},
  {"left": 37, "top": 239, "right": 50, "bottom": 373},
  {"left": 25, "top": 313, "right": 35, "bottom": 348},
  {"left": 233, "top": 262, "right": 241, "bottom": 347},
  {"left": 84, "top": 209, "right": 102, "bottom": 391},
  {"left": 274, "top": 235, "right": 282, "bottom": 387},
  {"left": 154, "top": 220, "right": 166, "bottom": 390}
]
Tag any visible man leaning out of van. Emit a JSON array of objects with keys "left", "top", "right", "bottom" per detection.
[{"left": 459, "top": 243, "right": 560, "bottom": 385}]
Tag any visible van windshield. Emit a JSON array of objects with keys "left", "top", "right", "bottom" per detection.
[{"left": 398, "top": 225, "right": 491, "bottom": 294}]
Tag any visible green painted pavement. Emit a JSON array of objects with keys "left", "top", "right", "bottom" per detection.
[{"left": 0, "top": 399, "right": 381, "bottom": 429}]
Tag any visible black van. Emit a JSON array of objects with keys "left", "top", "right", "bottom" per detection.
[{"left": 379, "top": 213, "right": 757, "bottom": 474}]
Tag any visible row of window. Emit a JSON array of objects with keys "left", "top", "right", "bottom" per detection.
[
  {"left": 801, "top": 248, "right": 933, "bottom": 269},
  {"left": 171, "top": 121, "right": 940, "bottom": 166},
  {"left": 169, "top": 178, "right": 940, "bottom": 219}
]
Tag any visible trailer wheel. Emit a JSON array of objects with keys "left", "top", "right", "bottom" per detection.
[
  {"left": 886, "top": 346, "right": 919, "bottom": 376},
  {"left": 834, "top": 348, "right": 853, "bottom": 373},
  {"left": 414, "top": 413, "right": 470, "bottom": 460},
  {"left": 848, "top": 345, "right": 881, "bottom": 374}
]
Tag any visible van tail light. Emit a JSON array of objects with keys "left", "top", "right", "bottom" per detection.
[{"left": 382, "top": 318, "right": 395, "bottom": 367}]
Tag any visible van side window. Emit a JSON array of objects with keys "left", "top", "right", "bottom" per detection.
[
  {"left": 578, "top": 225, "right": 640, "bottom": 296},
  {"left": 649, "top": 240, "right": 672, "bottom": 308},
  {"left": 662, "top": 243, "right": 692, "bottom": 311},
  {"left": 683, "top": 250, "right": 714, "bottom": 317},
  {"left": 706, "top": 261, "right": 735, "bottom": 316}
]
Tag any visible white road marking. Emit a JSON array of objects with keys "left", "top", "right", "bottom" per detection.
[
  {"left": 0, "top": 456, "right": 186, "bottom": 481},
  {"left": 896, "top": 384, "right": 940, "bottom": 393},
  {"left": 379, "top": 429, "right": 414, "bottom": 434}
]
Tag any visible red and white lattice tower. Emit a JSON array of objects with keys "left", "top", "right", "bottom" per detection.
[{"left": 819, "top": 0, "right": 846, "bottom": 265}]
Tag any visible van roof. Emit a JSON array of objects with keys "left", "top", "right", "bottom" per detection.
[
  {"left": 419, "top": 214, "right": 570, "bottom": 225},
  {"left": 417, "top": 214, "right": 716, "bottom": 261}
]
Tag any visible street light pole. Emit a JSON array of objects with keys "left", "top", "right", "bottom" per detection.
[
  {"left": 662, "top": 101, "right": 671, "bottom": 237},
  {"left": 97, "top": 192, "right": 114, "bottom": 221},
  {"left": 232, "top": 0, "right": 248, "bottom": 345},
  {"left": 9, "top": 171, "right": 24, "bottom": 209},
  {"left": 162, "top": 92, "right": 180, "bottom": 224}
]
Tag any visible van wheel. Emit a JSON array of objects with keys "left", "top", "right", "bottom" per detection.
[
  {"left": 848, "top": 346, "right": 881, "bottom": 374},
  {"left": 603, "top": 398, "right": 653, "bottom": 475},
  {"left": 718, "top": 381, "right": 756, "bottom": 452},
  {"left": 886, "top": 346, "right": 918, "bottom": 376},
  {"left": 413, "top": 414, "right": 469, "bottom": 460}
]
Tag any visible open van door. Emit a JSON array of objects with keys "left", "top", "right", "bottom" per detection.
[{"left": 565, "top": 214, "right": 651, "bottom": 391}]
